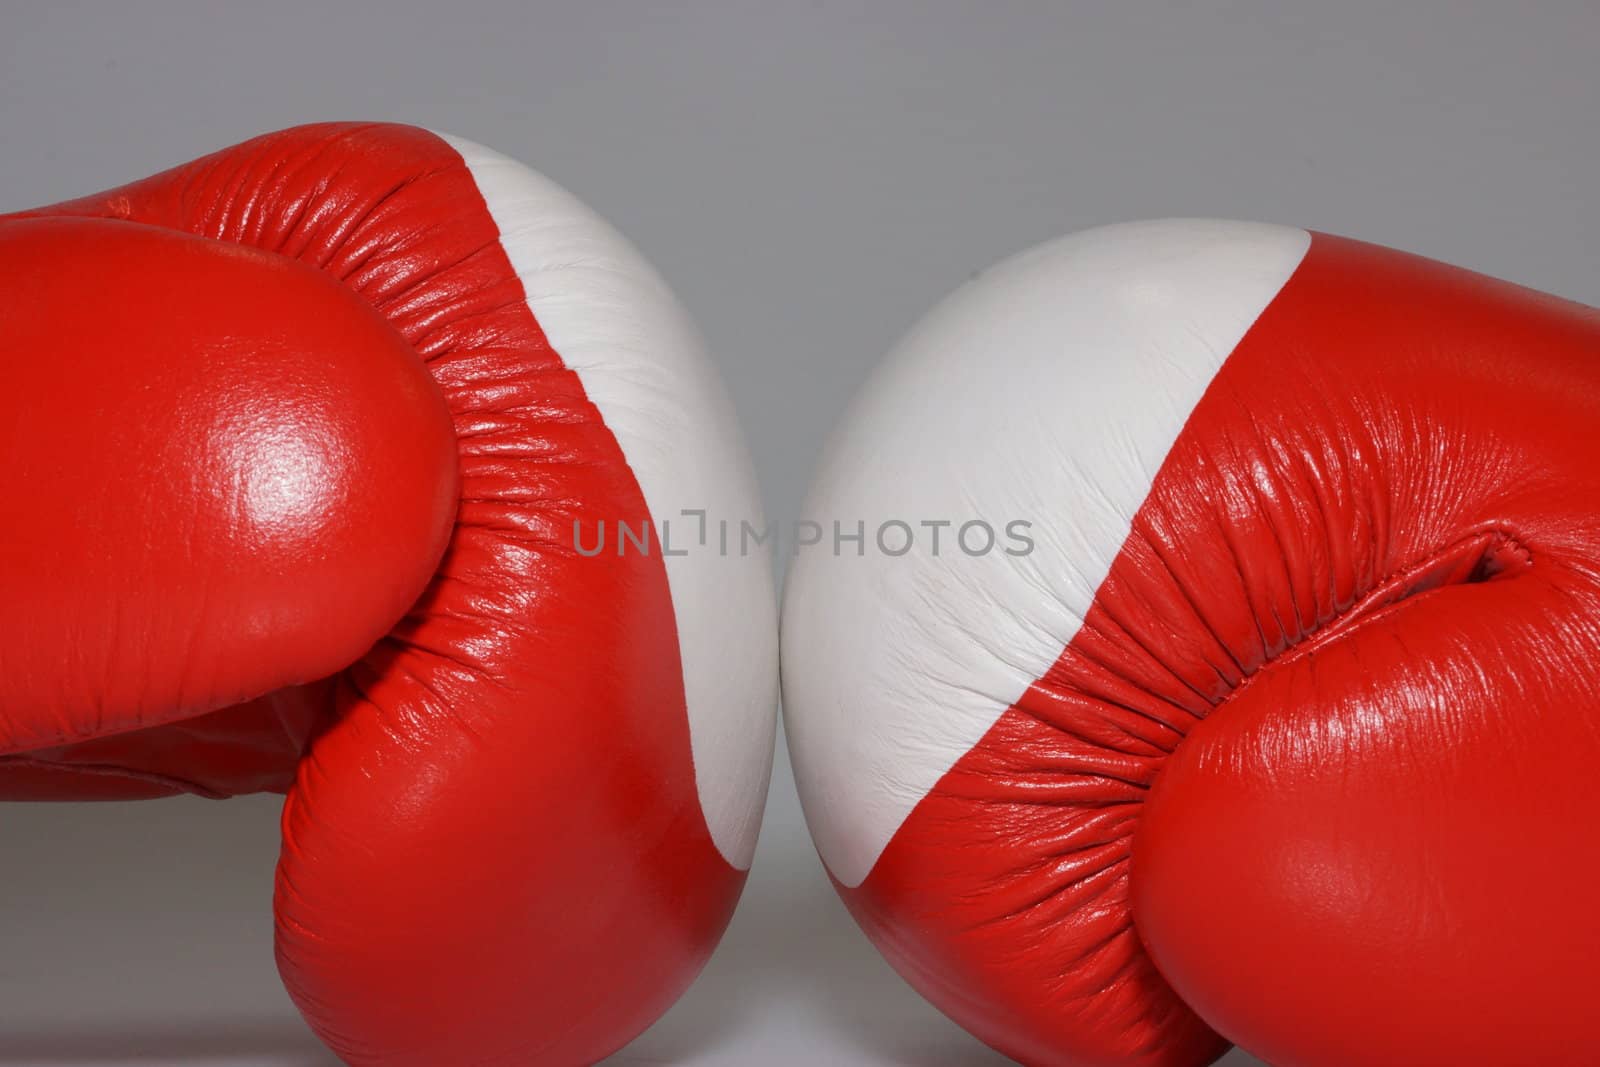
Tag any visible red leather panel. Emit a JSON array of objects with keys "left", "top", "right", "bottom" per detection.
[{"left": 0, "top": 217, "right": 457, "bottom": 765}]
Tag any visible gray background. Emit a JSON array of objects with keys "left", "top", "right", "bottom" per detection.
[{"left": 1, "top": 2, "right": 1596, "bottom": 1065}]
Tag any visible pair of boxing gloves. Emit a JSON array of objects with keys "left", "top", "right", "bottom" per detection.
[{"left": 1, "top": 124, "right": 1594, "bottom": 1067}]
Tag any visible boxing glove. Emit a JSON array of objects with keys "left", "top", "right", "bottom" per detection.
[
  {"left": 0, "top": 123, "right": 777, "bottom": 1065},
  {"left": 782, "top": 220, "right": 1600, "bottom": 1067}
]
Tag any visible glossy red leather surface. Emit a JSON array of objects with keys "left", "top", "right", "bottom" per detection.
[
  {"left": 0, "top": 124, "right": 746, "bottom": 1064},
  {"left": 837, "top": 235, "right": 1600, "bottom": 1066},
  {"left": 1130, "top": 236, "right": 1600, "bottom": 1066},
  {"left": 0, "top": 217, "right": 457, "bottom": 768}
]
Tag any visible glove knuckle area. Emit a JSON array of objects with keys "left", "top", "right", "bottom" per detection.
[{"left": 784, "top": 220, "right": 1320, "bottom": 1067}]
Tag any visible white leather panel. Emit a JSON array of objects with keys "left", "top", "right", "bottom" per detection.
[{"left": 781, "top": 219, "right": 1311, "bottom": 886}]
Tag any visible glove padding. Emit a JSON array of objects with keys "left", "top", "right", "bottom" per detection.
[
  {"left": 783, "top": 219, "right": 1600, "bottom": 1067},
  {"left": 0, "top": 123, "right": 777, "bottom": 1066}
]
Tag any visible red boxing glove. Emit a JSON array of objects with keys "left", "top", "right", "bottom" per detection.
[
  {"left": 0, "top": 123, "right": 777, "bottom": 1065},
  {"left": 782, "top": 220, "right": 1600, "bottom": 1067}
]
